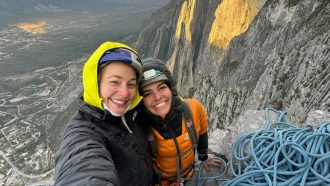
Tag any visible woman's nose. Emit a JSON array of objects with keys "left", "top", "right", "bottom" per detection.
[
  {"left": 118, "top": 85, "right": 129, "bottom": 97},
  {"left": 153, "top": 91, "right": 161, "bottom": 100}
]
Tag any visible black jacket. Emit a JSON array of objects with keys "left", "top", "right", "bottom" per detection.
[{"left": 54, "top": 99, "right": 153, "bottom": 186}]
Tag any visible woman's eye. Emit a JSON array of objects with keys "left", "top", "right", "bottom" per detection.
[
  {"left": 110, "top": 80, "right": 119, "bottom": 85},
  {"left": 159, "top": 85, "right": 167, "bottom": 90},
  {"left": 128, "top": 82, "right": 136, "bottom": 88},
  {"left": 142, "top": 92, "right": 150, "bottom": 97}
]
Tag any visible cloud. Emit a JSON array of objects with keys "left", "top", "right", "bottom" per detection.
[{"left": 34, "top": 4, "right": 66, "bottom": 12}]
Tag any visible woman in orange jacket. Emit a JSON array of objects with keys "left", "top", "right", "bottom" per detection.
[{"left": 139, "top": 58, "right": 219, "bottom": 186}]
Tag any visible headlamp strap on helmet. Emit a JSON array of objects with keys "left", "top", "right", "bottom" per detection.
[{"left": 143, "top": 69, "right": 164, "bottom": 80}]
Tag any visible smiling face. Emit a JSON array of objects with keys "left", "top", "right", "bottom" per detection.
[
  {"left": 141, "top": 81, "right": 172, "bottom": 119},
  {"left": 98, "top": 61, "right": 137, "bottom": 115}
]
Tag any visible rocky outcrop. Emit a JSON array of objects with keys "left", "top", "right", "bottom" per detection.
[{"left": 133, "top": 0, "right": 330, "bottom": 131}]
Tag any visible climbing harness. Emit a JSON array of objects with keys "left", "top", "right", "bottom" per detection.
[{"left": 195, "top": 108, "right": 330, "bottom": 186}]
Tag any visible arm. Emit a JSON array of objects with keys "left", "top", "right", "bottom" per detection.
[
  {"left": 193, "top": 100, "right": 209, "bottom": 161},
  {"left": 197, "top": 132, "right": 209, "bottom": 161},
  {"left": 193, "top": 101, "right": 223, "bottom": 168},
  {"left": 54, "top": 121, "right": 119, "bottom": 186}
]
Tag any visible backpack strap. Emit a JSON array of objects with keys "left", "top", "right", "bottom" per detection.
[
  {"left": 147, "top": 127, "right": 157, "bottom": 157},
  {"left": 182, "top": 101, "right": 198, "bottom": 152},
  {"left": 147, "top": 128, "right": 163, "bottom": 184}
]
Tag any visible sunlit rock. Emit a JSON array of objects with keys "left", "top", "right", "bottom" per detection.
[{"left": 15, "top": 21, "right": 47, "bottom": 34}]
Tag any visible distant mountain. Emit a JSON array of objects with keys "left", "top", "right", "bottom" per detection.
[
  {"left": 0, "top": 0, "right": 170, "bottom": 26},
  {"left": 0, "top": 0, "right": 170, "bottom": 13},
  {"left": 133, "top": 0, "right": 330, "bottom": 128}
]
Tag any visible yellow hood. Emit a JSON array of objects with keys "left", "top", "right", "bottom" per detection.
[{"left": 82, "top": 41, "right": 142, "bottom": 111}]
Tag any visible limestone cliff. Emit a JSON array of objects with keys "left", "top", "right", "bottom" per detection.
[
  {"left": 208, "top": 0, "right": 259, "bottom": 49},
  {"left": 133, "top": 0, "right": 330, "bottom": 130},
  {"left": 175, "top": 0, "right": 196, "bottom": 42}
]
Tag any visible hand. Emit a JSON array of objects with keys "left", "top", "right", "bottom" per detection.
[
  {"left": 203, "top": 153, "right": 223, "bottom": 171},
  {"left": 169, "top": 182, "right": 181, "bottom": 186}
]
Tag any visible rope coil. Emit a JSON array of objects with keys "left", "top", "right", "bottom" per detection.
[{"left": 197, "top": 108, "right": 330, "bottom": 186}]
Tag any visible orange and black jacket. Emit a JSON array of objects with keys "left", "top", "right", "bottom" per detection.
[{"left": 142, "top": 96, "right": 208, "bottom": 184}]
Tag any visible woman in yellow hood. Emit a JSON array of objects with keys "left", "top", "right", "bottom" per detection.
[{"left": 54, "top": 41, "right": 154, "bottom": 186}]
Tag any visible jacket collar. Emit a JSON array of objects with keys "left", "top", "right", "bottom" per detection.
[
  {"left": 77, "top": 97, "right": 121, "bottom": 122},
  {"left": 144, "top": 96, "right": 183, "bottom": 131}
]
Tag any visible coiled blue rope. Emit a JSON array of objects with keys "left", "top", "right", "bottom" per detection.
[{"left": 196, "top": 108, "right": 330, "bottom": 186}]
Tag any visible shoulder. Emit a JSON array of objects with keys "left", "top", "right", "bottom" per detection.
[
  {"left": 184, "top": 98, "right": 204, "bottom": 109},
  {"left": 66, "top": 112, "right": 95, "bottom": 131},
  {"left": 183, "top": 98, "right": 207, "bottom": 118},
  {"left": 60, "top": 113, "right": 106, "bottom": 147}
]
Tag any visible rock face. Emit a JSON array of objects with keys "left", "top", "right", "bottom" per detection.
[{"left": 133, "top": 0, "right": 330, "bottom": 131}]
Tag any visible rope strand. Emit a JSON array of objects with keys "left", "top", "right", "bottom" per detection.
[{"left": 196, "top": 108, "right": 330, "bottom": 186}]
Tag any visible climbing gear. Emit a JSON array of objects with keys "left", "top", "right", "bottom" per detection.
[
  {"left": 99, "top": 48, "right": 142, "bottom": 81},
  {"left": 195, "top": 108, "right": 330, "bottom": 186},
  {"left": 182, "top": 101, "right": 198, "bottom": 152},
  {"left": 148, "top": 101, "right": 198, "bottom": 184}
]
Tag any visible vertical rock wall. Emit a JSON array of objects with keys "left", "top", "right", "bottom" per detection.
[{"left": 133, "top": 0, "right": 330, "bottom": 130}]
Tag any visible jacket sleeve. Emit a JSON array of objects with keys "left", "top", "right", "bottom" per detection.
[
  {"left": 196, "top": 100, "right": 208, "bottom": 135},
  {"left": 197, "top": 132, "right": 208, "bottom": 161},
  {"left": 54, "top": 120, "right": 119, "bottom": 186},
  {"left": 195, "top": 100, "right": 208, "bottom": 161}
]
